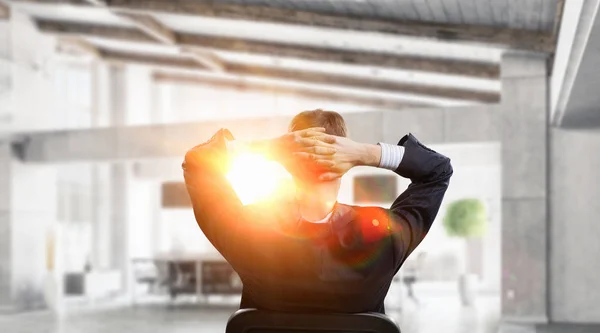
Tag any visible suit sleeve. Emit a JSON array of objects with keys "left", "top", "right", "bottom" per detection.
[
  {"left": 385, "top": 133, "right": 453, "bottom": 267},
  {"left": 182, "top": 129, "right": 249, "bottom": 261}
]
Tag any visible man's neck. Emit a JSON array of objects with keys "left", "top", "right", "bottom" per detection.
[{"left": 295, "top": 182, "right": 339, "bottom": 222}]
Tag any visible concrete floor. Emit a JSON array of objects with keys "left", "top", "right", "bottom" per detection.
[{"left": 0, "top": 294, "right": 500, "bottom": 333}]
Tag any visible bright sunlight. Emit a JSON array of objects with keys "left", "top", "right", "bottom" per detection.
[{"left": 226, "top": 152, "right": 294, "bottom": 206}]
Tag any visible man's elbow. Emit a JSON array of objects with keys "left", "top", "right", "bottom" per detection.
[
  {"left": 437, "top": 158, "right": 453, "bottom": 189},
  {"left": 182, "top": 147, "right": 211, "bottom": 172},
  {"left": 182, "top": 149, "right": 197, "bottom": 171},
  {"left": 429, "top": 155, "right": 453, "bottom": 183},
  {"left": 444, "top": 157, "right": 454, "bottom": 178}
]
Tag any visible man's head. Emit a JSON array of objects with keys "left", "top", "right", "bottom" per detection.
[
  {"left": 287, "top": 109, "right": 348, "bottom": 219},
  {"left": 288, "top": 109, "right": 346, "bottom": 194},
  {"left": 289, "top": 109, "right": 348, "bottom": 138}
]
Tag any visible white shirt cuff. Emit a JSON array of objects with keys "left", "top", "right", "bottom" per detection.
[{"left": 377, "top": 143, "right": 405, "bottom": 170}]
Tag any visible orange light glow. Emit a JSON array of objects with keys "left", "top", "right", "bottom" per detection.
[{"left": 226, "top": 152, "right": 294, "bottom": 206}]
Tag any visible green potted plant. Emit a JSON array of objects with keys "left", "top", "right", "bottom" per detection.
[{"left": 442, "top": 198, "right": 487, "bottom": 306}]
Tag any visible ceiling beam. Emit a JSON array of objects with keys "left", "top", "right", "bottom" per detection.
[
  {"left": 100, "top": 49, "right": 200, "bottom": 68},
  {"left": 71, "top": 0, "right": 224, "bottom": 71},
  {"left": 96, "top": 48, "right": 498, "bottom": 103},
  {"left": 36, "top": 19, "right": 153, "bottom": 42},
  {"left": 79, "top": 0, "right": 173, "bottom": 45},
  {"left": 153, "top": 71, "right": 431, "bottom": 111},
  {"left": 35, "top": 19, "right": 500, "bottom": 79},
  {"left": 114, "top": 14, "right": 224, "bottom": 71},
  {"left": 6, "top": 112, "right": 370, "bottom": 162},
  {"left": 181, "top": 46, "right": 225, "bottom": 72},
  {"left": 12, "top": 107, "right": 499, "bottom": 163},
  {"left": 13, "top": 0, "right": 555, "bottom": 53},
  {"left": 224, "top": 63, "right": 499, "bottom": 103},
  {"left": 83, "top": 0, "right": 106, "bottom": 5},
  {"left": 177, "top": 33, "right": 499, "bottom": 79},
  {"left": 57, "top": 36, "right": 101, "bottom": 57},
  {"left": 115, "top": 12, "right": 175, "bottom": 45}
]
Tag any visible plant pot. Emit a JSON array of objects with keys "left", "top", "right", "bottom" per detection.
[{"left": 458, "top": 273, "right": 477, "bottom": 307}]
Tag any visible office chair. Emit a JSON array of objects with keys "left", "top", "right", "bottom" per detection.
[{"left": 226, "top": 309, "right": 401, "bottom": 333}]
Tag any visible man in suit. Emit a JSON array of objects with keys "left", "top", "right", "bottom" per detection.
[{"left": 183, "top": 109, "right": 452, "bottom": 314}]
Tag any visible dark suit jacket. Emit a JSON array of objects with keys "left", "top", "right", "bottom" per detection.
[{"left": 183, "top": 130, "right": 452, "bottom": 314}]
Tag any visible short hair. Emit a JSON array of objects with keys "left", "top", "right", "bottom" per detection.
[{"left": 289, "top": 109, "right": 347, "bottom": 137}]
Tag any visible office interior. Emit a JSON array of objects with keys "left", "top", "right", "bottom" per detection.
[{"left": 1, "top": 1, "right": 600, "bottom": 333}]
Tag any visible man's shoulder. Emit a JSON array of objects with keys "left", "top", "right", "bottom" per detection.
[{"left": 332, "top": 204, "right": 391, "bottom": 228}]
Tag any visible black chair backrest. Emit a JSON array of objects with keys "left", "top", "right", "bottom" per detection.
[{"left": 226, "top": 309, "right": 401, "bottom": 333}]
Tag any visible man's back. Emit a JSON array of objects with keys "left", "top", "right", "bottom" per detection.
[
  {"left": 183, "top": 130, "right": 452, "bottom": 315},
  {"left": 233, "top": 202, "right": 398, "bottom": 313}
]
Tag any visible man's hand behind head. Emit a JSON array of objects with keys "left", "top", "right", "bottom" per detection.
[
  {"left": 294, "top": 136, "right": 382, "bottom": 181},
  {"left": 268, "top": 127, "right": 337, "bottom": 181},
  {"left": 247, "top": 127, "right": 333, "bottom": 160},
  {"left": 276, "top": 127, "right": 337, "bottom": 159}
]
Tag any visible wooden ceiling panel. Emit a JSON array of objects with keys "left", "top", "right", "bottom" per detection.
[
  {"left": 14, "top": 0, "right": 556, "bottom": 52},
  {"left": 205, "top": 0, "right": 560, "bottom": 31}
]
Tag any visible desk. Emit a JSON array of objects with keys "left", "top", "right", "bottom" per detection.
[{"left": 132, "top": 253, "right": 242, "bottom": 302}]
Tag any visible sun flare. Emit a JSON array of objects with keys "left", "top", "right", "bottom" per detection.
[{"left": 226, "top": 152, "right": 294, "bottom": 206}]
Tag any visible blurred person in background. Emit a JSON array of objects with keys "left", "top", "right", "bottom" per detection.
[{"left": 182, "top": 109, "right": 452, "bottom": 314}]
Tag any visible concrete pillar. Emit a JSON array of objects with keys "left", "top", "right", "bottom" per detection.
[
  {"left": 500, "top": 53, "right": 549, "bottom": 326},
  {"left": 550, "top": 128, "right": 600, "bottom": 323}
]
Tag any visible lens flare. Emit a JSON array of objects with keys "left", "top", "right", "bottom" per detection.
[{"left": 226, "top": 152, "right": 293, "bottom": 206}]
